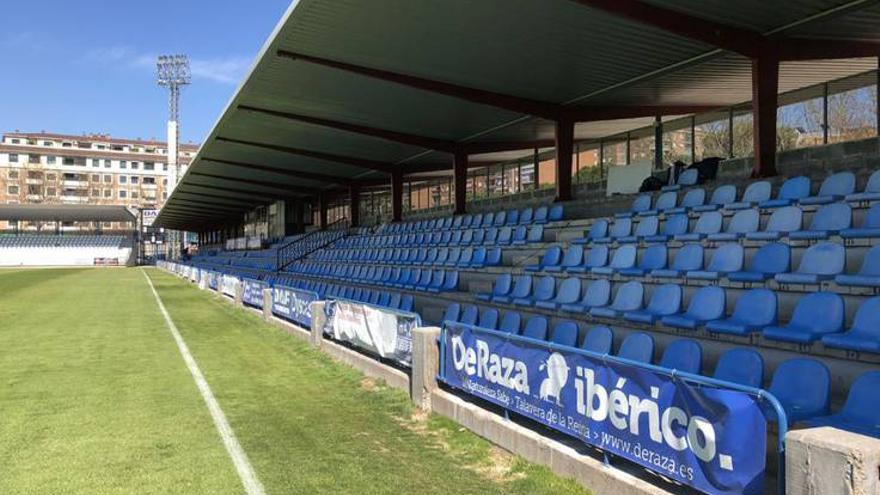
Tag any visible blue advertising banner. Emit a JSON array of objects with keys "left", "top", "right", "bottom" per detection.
[
  {"left": 323, "top": 299, "right": 421, "bottom": 367},
  {"left": 207, "top": 271, "right": 219, "bottom": 290},
  {"left": 242, "top": 279, "right": 266, "bottom": 308},
  {"left": 271, "top": 285, "right": 318, "bottom": 328},
  {"left": 440, "top": 323, "right": 767, "bottom": 495}
]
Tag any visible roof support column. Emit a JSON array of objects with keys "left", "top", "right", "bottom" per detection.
[
  {"left": 554, "top": 118, "right": 574, "bottom": 202},
  {"left": 391, "top": 170, "right": 403, "bottom": 223},
  {"left": 751, "top": 54, "right": 779, "bottom": 177},
  {"left": 653, "top": 115, "right": 664, "bottom": 170},
  {"left": 453, "top": 151, "right": 468, "bottom": 214},
  {"left": 317, "top": 193, "right": 328, "bottom": 230},
  {"left": 349, "top": 184, "right": 360, "bottom": 227}
]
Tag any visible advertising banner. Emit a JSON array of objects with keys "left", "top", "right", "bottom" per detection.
[
  {"left": 271, "top": 285, "right": 319, "bottom": 328},
  {"left": 220, "top": 274, "right": 238, "bottom": 297},
  {"left": 241, "top": 279, "right": 266, "bottom": 308},
  {"left": 207, "top": 271, "right": 219, "bottom": 291},
  {"left": 441, "top": 323, "right": 767, "bottom": 495},
  {"left": 323, "top": 299, "right": 421, "bottom": 367}
]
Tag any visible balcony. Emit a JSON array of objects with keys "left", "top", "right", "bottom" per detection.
[
  {"left": 26, "top": 178, "right": 43, "bottom": 185},
  {"left": 61, "top": 180, "right": 88, "bottom": 188}
]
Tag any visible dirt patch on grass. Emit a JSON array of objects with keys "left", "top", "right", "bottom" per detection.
[{"left": 360, "top": 377, "right": 378, "bottom": 391}]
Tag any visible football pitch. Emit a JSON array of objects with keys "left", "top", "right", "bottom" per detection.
[{"left": 0, "top": 268, "right": 589, "bottom": 494}]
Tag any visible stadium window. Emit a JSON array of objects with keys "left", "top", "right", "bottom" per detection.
[
  {"left": 9, "top": 153, "right": 19, "bottom": 163},
  {"left": 828, "top": 77, "right": 878, "bottom": 143},
  {"left": 120, "top": 176, "right": 127, "bottom": 184},
  {"left": 575, "top": 146, "right": 601, "bottom": 184},
  {"left": 144, "top": 162, "right": 155, "bottom": 171},
  {"left": 7, "top": 186, "right": 19, "bottom": 194},
  {"left": 731, "top": 110, "right": 754, "bottom": 158},
  {"left": 119, "top": 190, "right": 127, "bottom": 198},
  {"left": 47, "top": 155, "right": 57, "bottom": 164}
]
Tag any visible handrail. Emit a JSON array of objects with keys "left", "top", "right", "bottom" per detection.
[
  {"left": 276, "top": 217, "right": 350, "bottom": 270},
  {"left": 438, "top": 322, "right": 789, "bottom": 495}
]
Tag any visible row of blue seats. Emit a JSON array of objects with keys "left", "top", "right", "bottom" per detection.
[
  {"left": 287, "top": 262, "right": 460, "bottom": 293},
  {"left": 477, "top": 275, "right": 880, "bottom": 352},
  {"left": 380, "top": 205, "right": 563, "bottom": 234},
  {"left": 579, "top": 203, "right": 880, "bottom": 245},
  {"left": 443, "top": 307, "right": 880, "bottom": 436},
  {"left": 618, "top": 170, "right": 880, "bottom": 219},
  {"left": 341, "top": 224, "right": 545, "bottom": 249},
  {"left": 527, "top": 242, "right": 880, "bottom": 287},
  {"left": 262, "top": 275, "right": 415, "bottom": 313},
  {"left": 0, "top": 234, "right": 126, "bottom": 248},
  {"left": 312, "top": 246, "right": 502, "bottom": 269}
]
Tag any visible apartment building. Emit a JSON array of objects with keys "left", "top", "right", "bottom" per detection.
[{"left": 0, "top": 131, "right": 199, "bottom": 230}]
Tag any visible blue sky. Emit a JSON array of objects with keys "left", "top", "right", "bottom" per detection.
[{"left": 0, "top": 0, "right": 291, "bottom": 145}]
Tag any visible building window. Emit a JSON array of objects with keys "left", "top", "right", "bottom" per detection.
[
  {"left": 143, "top": 176, "right": 155, "bottom": 185},
  {"left": 62, "top": 157, "right": 74, "bottom": 165},
  {"left": 163, "top": 163, "right": 168, "bottom": 171},
  {"left": 8, "top": 170, "right": 19, "bottom": 179},
  {"left": 46, "top": 187, "right": 56, "bottom": 196},
  {"left": 131, "top": 191, "right": 139, "bottom": 199},
  {"left": 11, "top": 138, "right": 20, "bottom": 144},
  {"left": 131, "top": 162, "right": 139, "bottom": 170},
  {"left": 120, "top": 161, "right": 127, "bottom": 169},
  {"left": 104, "top": 159, "right": 111, "bottom": 168},
  {"left": 144, "top": 162, "right": 155, "bottom": 171},
  {"left": 90, "top": 174, "right": 99, "bottom": 182},
  {"left": 91, "top": 159, "right": 100, "bottom": 167},
  {"left": 62, "top": 142, "right": 72, "bottom": 148},
  {"left": 91, "top": 189, "right": 99, "bottom": 196},
  {"left": 163, "top": 178, "right": 167, "bottom": 186},
  {"left": 103, "top": 175, "right": 111, "bottom": 183},
  {"left": 46, "top": 173, "right": 56, "bottom": 181},
  {"left": 47, "top": 155, "right": 57, "bottom": 164},
  {"left": 7, "top": 186, "right": 19, "bottom": 194},
  {"left": 119, "top": 190, "right": 127, "bottom": 198},
  {"left": 120, "top": 176, "right": 127, "bottom": 184},
  {"left": 131, "top": 176, "right": 139, "bottom": 184},
  {"left": 103, "top": 189, "right": 112, "bottom": 198},
  {"left": 9, "top": 153, "right": 18, "bottom": 163},
  {"left": 43, "top": 141, "right": 53, "bottom": 146}
]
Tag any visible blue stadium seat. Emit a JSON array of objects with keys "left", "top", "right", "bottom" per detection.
[
  {"left": 525, "top": 225, "right": 544, "bottom": 244},
  {"left": 693, "top": 184, "right": 737, "bottom": 212},
  {"left": 618, "top": 244, "right": 667, "bottom": 277},
  {"left": 496, "top": 227, "right": 513, "bottom": 245},
  {"left": 493, "top": 211, "right": 507, "bottom": 226},
  {"left": 567, "top": 246, "right": 609, "bottom": 273},
  {"left": 804, "top": 372, "right": 880, "bottom": 437},
  {"left": 706, "top": 288, "right": 777, "bottom": 336},
  {"left": 623, "top": 283, "right": 681, "bottom": 324},
  {"left": 477, "top": 273, "right": 512, "bottom": 302},
  {"left": 846, "top": 170, "right": 880, "bottom": 203},
  {"left": 835, "top": 245, "right": 880, "bottom": 288},
  {"left": 511, "top": 226, "right": 528, "bottom": 245},
  {"left": 675, "top": 211, "right": 722, "bottom": 241},
  {"left": 515, "top": 275, "right": 553, "bottom": 306},
  {"left": 619, "top": 215, "right": 659, "bottom": 243},
  {"left": 687, "top": 243, "right": 743, "bottom": 280},
  {"left": 594, "top": 218, "right": 632, "bottom": 244},
  {"left": 498, "top": 311, "right": 522, "bottom": 334},
  {"left": 533, "top": 206, "right": 550, "bottom": 224},
  {"left": 840, "top": 204, "right": 880, "bottom": 240},
  {"left": 482, "top": 228, "right": 498, "bottom": 246},
  {"left": 641, "top": 191, "right": 677, "bottom": 216},
  {"left": 658, "top": 339, "right": 702, "bottom": 374},
  {"left": 536, "top": 277, "right": 581, "bottom": 310},
  {"left": 763, "top": 292, "right": 845, "bottom": 343},
  {"left": 707, "top": 209, "right": 759, "bottom": 241},
  {"left": 519, "top": 207, "right": 534, "bottom": 225},
  {"left": 592, "top": 245, "right": 637, "bottom": 275},
  {"left": 661, "top": 286, "right": 725, "bottom": 330},
  {"left": 666, "top": 188, "right": 706, "bottom": 214},
  {"left": 662, "top": 168, "right": 698, "bottom": 192},
  {"left": 821, "top": 297, "right": 880, "bottom": 353},
  {"left": 400, "top": 294, "right": 415, "bottom": 312},
  {"left": 616, "top": 332, "right": 654, "bottom": 363},
  {"left": 746, "top": 206, "right": 802, "bottom": 241},
  {"left": 617, "top": 194, "right": 651, "bottom": 218},
  {"left": 442, "top": 303, "right": 461, "bottom": 325},
  {"left": 522, "top": 316, "right": 548, "bottom": 341},
  {"left": 549, "top": 204, "right": 564, "bottom": 222},
  {"left": 561, "top": 279, "right": 611, "bottom": 313},
  {"left": 525, "top": 246, "right": 562, "bottom": 272},
  {"left": 459, "top": 305, "right": 479, "bottom": 326},
  {"left": 572, "top": 219, "right": 609, "bottom": 245},
  {"left": 550, "top": 321, "right": 579, "bottom": 347},
  {"left": 728, "top": 243, "right": 790, "bottom": 283},
  {"left": 590, "top": 281, "right": 644, "bottom": 319},
  {"left": 766, "top": 358, "right": 831, "bottom": 422},
  {"left": 789, "top": 203, "right": 851, "bottom": 240},
  {"left": 582, "top": 326, "right": 613, "bottom": 354},
  {"left": 651, "top": 243, "right": 703, "bottom": 278},
  {"left": 713, "top": 348, "right": 764, "bottom": 388},
  {"left": 727, "top": 181, "right": 772, "bottom": 210},
  {"left": 478, "top": 308, "right": 499, "bottom": 330},
  {"left": 423, "top": 270, "right": 445, "bottom": 292},
  {"left": 505, "top": 209, "right": 520, "bottom": 225},
  {"left": 556, "top": 245, "right": 584, "bottom": 272},
  {"left": 760, "top": 176, "right": 811, "bottom": 208},
  {"left": 438, "top": 271, "right": 458, "bottom": 292},
  {"left": 800, "top": 171, "right": 855, "bottom": 205},
  {"left": 456, "top": 247, "right": 475, "bottom": 267},
  {"left": 775, "top": 242, "right": 845, "bottom": 285},
  {"left": 484, "top": 247, "right": 502, "bottom": 267},
  {"left": 494, "top": 275, "right": 531, "bottom": 304},
  {"left": 644, "top": 214, "right": 689, "bottom": 243}
]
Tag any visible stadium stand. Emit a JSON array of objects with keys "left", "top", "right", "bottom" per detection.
[{"left": 0, "top": 234, "right": 133, "bottom": 266}]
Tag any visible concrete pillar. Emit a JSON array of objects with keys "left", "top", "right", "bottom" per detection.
[
  {"left": 554, "top": 118, "right": 574, "bottom": 202},
  {"left": 786, "top": 427, "right": 880, "bottom": 495},
  {"left": 391, "top": 171, "right": 403, "bottom": 222},
  {"left": 309, "top": 301, "right": 326, "bottom": 348},
  {"left": 411, "top": 326, "right": 441, "bottom": 410},
  {"left": 233, "top": 281, "right": 243, "bottom": 307},
  {"left": 453, "top": 152, "right": 468, "bottom": 215},
  {"left": 653, "top": 115, "right": 664, "bottom": 170},
  {"left": 261, "top": 288, "right": 273, "bottom": 320},
  {"left": 751, "top": 55, "right": 779, "bottom": 178},
  {"left": 349, "top": 184, "right": 360, "bottom": 227}
]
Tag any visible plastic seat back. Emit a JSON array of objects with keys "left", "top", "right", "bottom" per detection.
[
  {"left": 837, "top": 371, "right": 880, "bottom": 426},
  {"left": 442, "top": 304, "right": 461, "bottom": 325},
  {"left": 663, "top": 214, "right": 689, "bottom": 236},
  {"left": 498, "top": 312, "right": 521, "bottom": 334},
  {"left": 582, "top": 326, "right": 614, "bottom": 354},
  {"left": 583, "top": 279, "right": 612, "bottom": 307},
  {"left": 849, "top": 297, "right": 880, "bottom": 336},
  {"left": 560, "top": 245, "right": 584, "bottom": 268},
  {"left": 809, "top": 203, "right": 851, "bottom": 231},
  {"left": 655, "top": 191, "right": 677, "bottom": 210},
  {"left": 478, "top": 308, "right": 499, "bottom": 330},
  {"left": 609, "top": 245, "right": 637, "bottom": 269},
  {"left": 550, "top": 321, "right": 579, "bottom": 347},
  {"left": 527, "top": 225, "right": 544, "bottom": 242},
  {"left": 765, "top": 206, "right": 802, "bottom": 233},
  {"left": 794, "top": 242, "right": 845, "bottom": 277},
  {"left": 617, "top": 332, "right": 654, "bottom": 363},
  {"left": 555, "top": 277, "right": 581, "bottom": 304},
  {"left": 707, "top": 243, "right": 744, "bottom": 272},
  {"left": 863, "top": 204, "right": 880, "bottom": 229},
  {"left": 731, "top": 288, "right": 778, "bottom": 327},
  {"left": 645, "top": 284, "right": 681, "bottom": 315},
  {"left": 540, "top": 246, "right": 563, "bottom": 267},
  {"left": 533, "top": 276, "right": 556, "bottom": 302},
  {"left": 693, "top": 211, "right": 723, "bottom": 235},
  {"left": 611, "top": 281, "right": 644, "bottom": 311},
  {"left": 709, "top": 184, "right": 737, "bottom": 207},
  {"left": 742, "top": 181, "right": 772, "bottom": 203},
  {"left": 818, "top": 171, "right": 855, "bottom": 197},
  {"left": 631, "top": 194, "right": 651, "bottom": 214},
  {"left": 493, "top": 211, "right": 507, "bottom": 226},
  {"left": 585, "top": 246, "right": 609, "bottom": 267},
  {"left": 659, "top": 339, "right": 702, "bottom": 374},
  {"left": 522, "top": 316, "right": 548, "bottom": 341},
  {"left": 685, "top": 286, "right": 726, "bottom": 320},
  {"left": 505, "top": 209, "right": 520, "bottom": 225},
  {"left": 677, "top": 168, "right": 698, "bottom": 187},
  {"left": 492, "top": 273, "right": 513, "bottom": 297},
  {"left": 609, "top": 218, "right": 632, "bottom": 238},
  {"left": 768, "top": 358, "right": 830, "bottom": 419},
  {"left": 855, "top": 246, "right": 880, "bottom": 277},
  {"left": 634, "top": 216, "right": 659, "bottom": 237},
  {"left": 459, "top": 305, "right": 479, "bottom": 326},
  {"left": 727, "top": 209, "right": 760, "bottom": 235},
  {"left": 680, "top": 188, "right": 706, "bottom": 208},
  {"left": 777, "top": 176, "right": 811, "bottom": 202},
  {"left": 672, "top": 244, "right": 704, "bottom": 271},
  {"left": 587, "top": 219, "right": 608, "bottom": 240},
  {"left": 510, "top": 275, "right": 533, "bottom": 299},
  {"left": 713, "top": 349, "right": 764, "bottom": 388},
  {"left": 639, "top": 244, "right": 667, "bottom": 271},
  {"left": 750, "top": 243, "right": 790, "bottom": 275},
  {"left": 519, "top": 207, "right": 534, "bottom": 224},
  {"left": 549, "top": 205, "right": 564, "bottom": 221},
  {"left": 533, "top": 206, "right": 549, "bottom": 223},
  {"left": 790, "top": 292, "right": 845, "bottom": 334}
]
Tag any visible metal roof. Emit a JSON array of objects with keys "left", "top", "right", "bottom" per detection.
[
  {"left": 157, "top": 0, "right": 880, "bottom": 230},
  {"left": 0, "top": 205, "right": 136, "bottom": 223}
]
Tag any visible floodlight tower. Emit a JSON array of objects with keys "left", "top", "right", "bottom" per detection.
[{"left": 157, "top": 55, "right": 190, "bottom": 259}]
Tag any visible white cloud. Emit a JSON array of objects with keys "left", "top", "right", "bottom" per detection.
[{"left": 190, "top": 56, "right": 252, "bottom": 85}]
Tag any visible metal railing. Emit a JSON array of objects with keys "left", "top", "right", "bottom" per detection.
[{"left": 276, "top": 217, "right": 349, "bottom": 270}]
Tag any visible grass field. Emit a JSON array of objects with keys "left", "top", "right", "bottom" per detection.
[{"left": 0, "top": 268, "right": 590, "bottom": 494}]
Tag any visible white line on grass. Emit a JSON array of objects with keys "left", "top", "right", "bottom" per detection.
[{"left": 141, "top": 269, "right": 266, "bottom": 495}]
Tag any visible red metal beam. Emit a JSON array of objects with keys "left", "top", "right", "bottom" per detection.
[
  {"left": 776, "top": 38, "right": 880, "bottom": 61},
  {"left": 202, "top": 156, "right": 354, "bottom": 185},
  {"left": 752, "top": 55, "right": 779, "bottom": 178},
  {"left": 214, "top": 136, "right": 399, "bottom": 174},
  {"left": 568, "top": 0, "right": 762, "bottom": 57},
  {"left": 453, "top": 152, "right": 468, "bottom": 215},
  {"left": 349, "top": 184, "right": 360, "bottom": 227},
  {"left": 237, "top": 105, "right": 457, "bottom": 153},
  {"left": 555, "top": 119, "right": 575, "bottom": 202},
  {"left": 278, "top": 50, "right": 561, "bottom": 120}
]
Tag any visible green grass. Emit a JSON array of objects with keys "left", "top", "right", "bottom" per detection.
[{"left": 0, "top": 268, "right": 590, "bottom": 494}]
